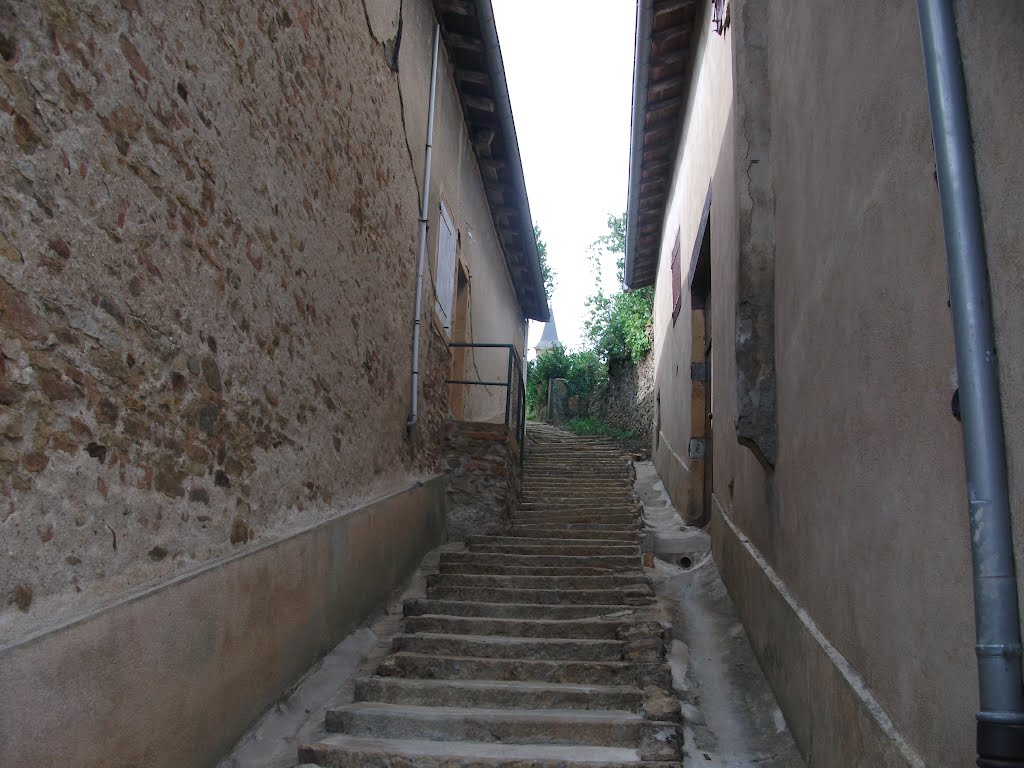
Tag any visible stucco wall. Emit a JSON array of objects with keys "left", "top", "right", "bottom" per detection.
[
  {"left": 397, "top": 0, "right": 527, "bottom": 425},
  {"left": 650, "top": 14, "right": 733, "bottom": 515},
  {"left": 0, "top": 0, "right": 523, "bottom": 646},
  {"left": 956, "top": 1, "right": 1024, "bottom": 638},
  {"left": 0, "top": 476, "right": 446, "bottom": 768},
  {"left": 647, "top": 1, "right": 1024, "bottom": 766},
  {"left": 764, "top": 4, "right": 974, "bottom": 764}
]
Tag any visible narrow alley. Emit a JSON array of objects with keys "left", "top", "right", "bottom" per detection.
[
  {"left": 2, "top": 1, "right": 1023, "bottom": 767},
  {"left": 300, "top": 424, "right": 681, "bottom": 765},
  {"left": 217, "top": 424, "right": 802, "bottom": 767}
]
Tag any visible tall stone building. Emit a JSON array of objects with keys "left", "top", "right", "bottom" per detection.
[
  {"left": 0, "top": 1, "right": 546, "bottom": 765},
  {"left": 626, "top": 1, "right": 1024, "bottom": 766}
]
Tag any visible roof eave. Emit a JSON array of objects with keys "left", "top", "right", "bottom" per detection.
[
  {"left": 433, "top": 0, "right": 550, "bottom": 322},
  {"left": 624, "top": 0, "right": 703, "bottom": 291}
]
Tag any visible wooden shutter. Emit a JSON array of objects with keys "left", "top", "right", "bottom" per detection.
[
  {"left": 435, "top": 200, "right": 457, "bottom": 332},
  {"left": 670, "top": 235, "right": 682, "bottom": 322}
]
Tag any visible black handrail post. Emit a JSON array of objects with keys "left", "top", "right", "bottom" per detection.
[
  {"left": 519, "top": 381, "right": 526, "bottom": 467},
  {"left": 503, "top": 348, "right": 513, "bottom": 428}
]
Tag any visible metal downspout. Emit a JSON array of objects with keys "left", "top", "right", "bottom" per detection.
[
  {"left": 916, "top": 2, "right": 1024, "bottom": 764},
  {"left": 407, "top": 23, "right": 441, "bottom": 431},
  {"left": 624, "top": 0, "right": 654, "bottom": 290}
]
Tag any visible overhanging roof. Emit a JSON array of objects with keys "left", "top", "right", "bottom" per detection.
[
  {"left": 624, "top": 0, "right": 703, "bottom": 289},
  {"left": 432, "top": 0, "right": 550, "bottom": 321}
]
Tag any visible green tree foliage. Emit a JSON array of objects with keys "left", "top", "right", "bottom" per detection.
[
  {"left": 533, "top": 224, "right": 555, "bottom": 299},
  {"left": 526, "top": 345, "right": 606, "bottom": 417},
  {"left": 583, "top": 214, "right": 653, "bottom": 370}
]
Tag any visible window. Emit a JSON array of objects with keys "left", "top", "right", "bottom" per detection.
[
  {"left": 434, "top": 199, "right": 457, "bottom": 333},
  {"left": 670, "top": 235, "right": 682, "bottom": 323}
]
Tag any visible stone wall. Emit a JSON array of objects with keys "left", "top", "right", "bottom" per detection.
[
  {"left": 598, "top": 352, "right": 655, "bottom": 446},
  {"left": 443, "top": 420, "right": 521, "bottom": 540},
  {"left": 0, "top": 0, "right": 452, "bottom": 639}
]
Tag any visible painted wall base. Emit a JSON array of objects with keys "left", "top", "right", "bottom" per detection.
[
  {"left": 0, "top": 476, "right": 446, "bottom": 768},
  {"left": 654, "top": 430, "right": 692, "bottom": 521},
  {"left": 710, "top": 495, "right": 927, "bottom": 768}
]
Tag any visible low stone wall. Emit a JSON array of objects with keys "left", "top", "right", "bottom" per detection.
[
  {"left": 598, "top": 352, "right": 655, "bottom": 446},
  {"left": 444, "top": 421, "right": 521, "bottom": 540},
  {"left": 0, "top": 476, "right": 446, "bottom": 768}
]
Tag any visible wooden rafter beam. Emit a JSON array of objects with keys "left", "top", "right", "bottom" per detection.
[
  {"left": 438, "top": 0, "right": 475, "bottom": 15},
  {"left": 645, "top": 95, "right": 683, "bottom": 115},
  {"left": 462, "top": 94, "right": 495, "bottom": 112},
  {"left": 455, "top": 69, "right": 490, "bottom": 85},
  {"left": 651, "top": 49, "right": 690, "bottom": 67},
  {"left": 654, "top": 0, "right": 697, "bottom": 15},
  {"left": 446, "top": 33, "right": 483, "bottom": 51}
]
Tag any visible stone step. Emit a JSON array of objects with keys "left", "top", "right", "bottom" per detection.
[
  {"left": 403, "top": 614, "right": 628, "bottom": 639},
  {"left": 441, "top": 552, "right": 641, "bottom": 571},
  {"left": 518, "top": 504, "right": 640, "bottom": 513},
  {"left": 524, "top": 474, "right": 633, "bottom": 481},
  {"left": 467, "top": 544, "right": 640, "bottom": 559},
  {"left": 326, "top": 703, "right": 658, "bottom": 747},
  {"left": 524, "top": 489, "right": 634, "bottom": 495},
  {"left": 508, "top": 528, "right": 641, "bottom": 542},
  {"left": 392, "top": 632, "right": 624, "bottom": 662},
  {"left": 439, "top": 562, "right": 643, "bottom": 577},
  {"left": 299, "top": 735, "right": 650, "bottom": 767},
  {"left": 527, "top": 450, "right": 625, "bottom": 456},
  {"left": 513, "top": 513, "right": 640, "bottom": 526},
  {"left": 524, "top": 501, "right": 634, "bottom": 507},
  {"left": 425, "top": 584, "right": 655, "bottom": 606},
  {"left": 467, "top": 538, "right": 639, "bottom": 557},
  {"left": 403, "top": 598, "right": 640, "bottom": 621},
  {"left": 353, "top": 676, "right": 643, "bottom": 711},
  {"left": 524, "top": 481, "right": 634, "bottom": 487},
  {"left": 513, "top": 521, "right": 642, "bottom": 532},
  {"left": 376, "top": 652, "right": 637, "bottom": 686},
  {"left": 428, "top": 573, "right": 649, "bottom": 591}
]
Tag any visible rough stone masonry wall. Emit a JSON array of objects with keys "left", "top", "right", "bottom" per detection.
[
  {"left": 598, "top": 351, "right": 655, "bottom": 447},
  {"left": 444, "top": 421, "right": 521, "bottom": 541},
  {"left": 0, "top": 0, "right": 450, "bottom": 637}
]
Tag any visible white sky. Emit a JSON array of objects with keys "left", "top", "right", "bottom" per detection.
[{"left": 491, "top": 0, "right": 636, "bottom": 353}]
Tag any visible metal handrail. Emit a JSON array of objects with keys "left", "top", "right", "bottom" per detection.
[{"left": 446, "top": 342, "right": 526, "bottom": 466}]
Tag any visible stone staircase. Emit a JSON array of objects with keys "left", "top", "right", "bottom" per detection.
[{"left": 299, "top": 423, "right": 682, "bottom": 766}]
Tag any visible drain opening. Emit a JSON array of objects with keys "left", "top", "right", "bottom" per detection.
[{"left": 679, "top": 556, "right": 693, "bottom": 569}]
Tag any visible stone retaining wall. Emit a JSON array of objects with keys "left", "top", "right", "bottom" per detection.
[
  {"left": 444, "top": 421, "right": 521, "bottom": 540},
  {"left": 597, "top": 352, "right": 655, "bottom": 446}
]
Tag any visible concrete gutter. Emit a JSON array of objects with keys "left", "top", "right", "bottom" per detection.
[{"left": 624, "top": 0, "right": 654, "bottom": 290}]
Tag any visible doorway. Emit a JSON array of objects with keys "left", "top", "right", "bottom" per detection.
[{"left": 688, "top": 194, "right": 712, "bottom": 526}]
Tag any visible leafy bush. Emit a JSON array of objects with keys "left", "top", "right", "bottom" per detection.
[
  {"left": 526, "top": 346, "right": 606, "bottom": 417},
  {"left": 583, "top": 214, "right": 653, "bottom": 371},
  {"left": 585, "top": 286, "right": 654, "bottom": 371}
]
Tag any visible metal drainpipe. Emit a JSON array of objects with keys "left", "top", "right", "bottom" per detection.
[
  {"left": 407, "top": 23, "right": 441, "bottom": 431},
  {"left": 916, "top": 2, "right": 1024, "bottom": 765}
]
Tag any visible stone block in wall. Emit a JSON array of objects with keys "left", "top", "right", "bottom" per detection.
[{"left": 595, "top": 352, "right": 656, "bottom": 447}]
